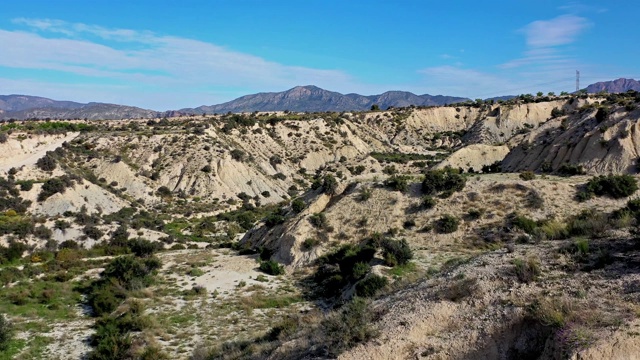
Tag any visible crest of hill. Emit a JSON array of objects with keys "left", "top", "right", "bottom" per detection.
[
  {"left": 585, "top": 78, "right": 640, "bottom": 94},
  {"left": 180, "top": 85, "right": 470, "bottom": 114}
]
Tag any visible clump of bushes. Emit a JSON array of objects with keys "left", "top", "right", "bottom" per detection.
[
  {"left": 577, "top": 174, "right": 638, "bottom": 201},
  {"left": 380, "top": 238, "right": 413, "bottom": 266},
  {"left": 320, "top": 297, "right": 378, "bottom": 356},
  {"left": 38, "top": 176, "right": 75, "bottom": 201},
  {"left": 259, "top": 260, "right": 285, "bottom": 275},
  {"left": 384, "top": 175, "right": 410, "bottom": 193},
  {"left": 422, "top": 168, "right": 466, "bottom": 196},
  {"left": 36, "top": 152, "right": 57, "bottom": 171},
  {"left": 355, "top": 275, "right": 388, "bottom": 297},
  {"left": 435, "top": 214, "right": 460, "bottom": 233}
]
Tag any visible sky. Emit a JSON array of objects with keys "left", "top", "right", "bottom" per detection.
[{"left": 0, "top": 0, "right": 638, "bottom": 110}]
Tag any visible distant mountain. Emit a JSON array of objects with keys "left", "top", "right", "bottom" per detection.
[
  {"left": 179, "top": 86, "right": 470, "bottom": 114},
  {"left": 0, "top": 95, "right": 85, "bottom": 112},
  {"left": 0, "top": 95, "right": 168, "bottom": 120},
  {"left": 585, "top": 78, "right": 640, "bottom": 94}
]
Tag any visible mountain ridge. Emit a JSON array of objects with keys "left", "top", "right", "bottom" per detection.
[{"left": 2, "top": 78, "right": 639, "bottom": 120}]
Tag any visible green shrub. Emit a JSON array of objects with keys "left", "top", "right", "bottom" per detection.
[
  {"left": 421, "top": 195, "right": 436, "bottom": 209},
  {"left": 259, "top": 260, "right": 284, "bottom": 275},
  {"left": 309, "top": 212, "right": 328, "bottom": 229},
  {"left": 435, "top": 214, "right": 459, "bottom": 233},
  {"left": 291, "top": 198, "right": 306, "bottom": 213},
  {"left": 38, "top": 176, "right": 74, "bottom": 201},
  {"left": 321, "top": 174, "right": 339, "bottom": 195},
  {"left": 302, "top": 238, "right": 319, "bottom": 250},
  {"left": 36, "top": 153, "right": 57, "bottom": 171},
  {"left": 579, "top": 174, "right": 638, "bottom": 200},
  {"left": 380, "top": 238, "right": 413, "bottom": 266},
  {"left": 422, "top": 168, "right": 466, "bottom": 195},
  {"left": 230, "top": 149, "right": 245, "bottom": 161},
  {"left": 513, "top": 257, "right": 542, "bottom": 283},
  {"left": 264, "top": 213, "right": 285, "bottom": 227},
  {"left": 101, "top": 255, "right": 161, "bottom": 290},
  {"left": 557, "top": 164, "right": 586, "bottom": 176},
  {"left": 89, "top": 284, "right": 123, "bottom": 317},
  {"left": 128, "top": 238, "right": 158, "bottom": 257},
  {"left": 466, "top": 208, "right": 484, "bottom": 220},
  {"left": 355, "top": 275, "right": 388, "bottom": 297},
  {"left": 384, "top": 175, "right": 410, "bottom": 192},
  {"left": 519, "top": 171, "right": 536, "bottom": 181},
  {"left": 320, "top": 297, "right": 378, "bottom": 356},
  {"left": 566, "top": 210, "right": 610, "bottom": 237},
  {"left": 18, "top": 181, "right": 33, "bottom": 191},
  {"left": 352, "top": 262, "right": 371, "bottom": 279},
  {"left": 510, "top": 214, "right": 538, "bottom": 234},
  {"left": 357, "top": 187, "right": 372, "bottom": 202},
  {"left": 0, "top": 314, "right": 13, "bottom": 351}
]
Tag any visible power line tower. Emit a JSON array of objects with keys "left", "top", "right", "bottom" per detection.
[{"left": 576, "top": 70, "right": 580, "bottom": 92}]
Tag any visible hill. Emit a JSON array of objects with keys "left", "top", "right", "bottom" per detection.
[
  {"left": 179, "top": 85, "right": 470, "bottom": 114},
  {"left": 0, "top": 95, "right": 168, "bottom": 120},
  {"left": 0, "top": 92, "right": 640, "bottom": 358},
  {"left": 585, "top": 78, "right": 640, "bottom": 94}
]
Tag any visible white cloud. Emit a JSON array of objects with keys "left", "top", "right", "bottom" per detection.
[
  {"left": 522, "top": 15, "right": 590, "bottom": 48},
  {"left": 1, "top": 18, "right": 361, "bottom": 108}
]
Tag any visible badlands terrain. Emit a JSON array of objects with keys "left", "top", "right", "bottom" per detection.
[{"left": 0, "top": 91, "right": 639, "bottom": 359}]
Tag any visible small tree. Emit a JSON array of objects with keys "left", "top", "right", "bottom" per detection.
[{"left": 370, "top": 104, "right": 380, "bottom": 111}]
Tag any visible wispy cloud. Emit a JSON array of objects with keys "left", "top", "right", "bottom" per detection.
[
  {"left": 418, "top": 14, "right": 592, "bottom": 98},
  {"left": 1, "top": 18, "right": 361, "bottom": 108},
  {"left": 522, "top": 15, "right": 590, "bottom": 48}
]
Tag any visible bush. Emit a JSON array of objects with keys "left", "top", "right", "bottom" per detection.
[
  {"left": 264, "top": 213, "right": 285, "bottom": 227},
  {"left": 510, "top": 214, "right": 538, "bottom": 234},
  {"left": 259, "top": 260, "right": 284, "bottom": 275},
  {"left": 38, "top": 176, "right": 74, "bottom": 201},
  {"left": 230, "top": 149, "right": 245, "bottom": 161},
  {"left": 557, "top": 164, "right": 586, "bottom": 176},
  {"left": 435, "top": 214, "right": 459, "bottom": 233},
  {"left": 320, "top": 297, "right": 378, "bottom": 356},
  {"left": 0, "top": 314, "right": 12, "bottom": 351},
  {"left": 83, "top": 225, "right": 103, "bottom": 240},
  {"left": 321, "top": 175, "right": 338, "bottom": 195},
  {"left": 579, "top": 174, "right": 638, "bottom": 200},
  {"left": 384, "top": 175, "right": 410, "bottom": 193},
  {"left": 19, "top": 181, "right": 33, "bottom": 191},
  {"left": 36, "top": 153, "right": 57, "bottom": 171},
  {"left": 421, "top": 195, "right": 436, "bottom": 209},
  {"left": 380, "top": 238, "right": 413, "bottom": 266},
  {"left": 422, "top": 168, "right": 466, "bottom": 195},
  {"left": 156, "top": 186, "right": 172, "bottom": 197},
  {"left": 101, "top": 255, "right": 161, "bottom": 290},
  {"left": 291, "top": 198, "right": 306, "bottom": 213},
  {"left": 201, "top": 165, "right": 212, "bottom": 173},
  {"left": 357, "top": 187, "right": 372, "bottom": 202},
  {"left": 519, "top": 171, "right": 536, "bottom": 181},
  {"left": 302, "top": 238, "right": 319, "bottom": 250},
  {"left": 309, "top": 212, "right": 328, "bottom": 229},
  {"left": 128, "top": 238, "right": 158, "bottom": 257},
  {"left": 513, "top": 257, "right": 541, "bottom": 283},
  {"left": 355, "top": 275, "right": 388, "bottom": 297}
]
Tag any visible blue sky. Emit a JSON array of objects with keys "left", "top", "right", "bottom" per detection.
[{"left": 1, "top": 0, "right": 638, "bottom": 110}]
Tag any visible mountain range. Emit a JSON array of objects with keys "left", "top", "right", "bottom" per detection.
[
  {"left": 178, "top": 85, "right": 469, "bottom": 114},
  {"left": 1, "top": 78, "right": 639, "bottom": 120}
]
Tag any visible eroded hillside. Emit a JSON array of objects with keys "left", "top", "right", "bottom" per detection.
[{"left": 0, "top": 92, "right": 639, "bottom": 359}]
